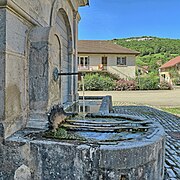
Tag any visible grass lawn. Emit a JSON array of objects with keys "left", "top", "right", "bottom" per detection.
[{"left": 160, "top": 107, "right": 180, "bottom": 116}]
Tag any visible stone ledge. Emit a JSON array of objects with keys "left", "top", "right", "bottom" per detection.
[
  {"left": 0, "top": 0, "right": 43, "bottom": 26},
  {"left": 3, "top": 121, "right": 165, "bottom": 180}
]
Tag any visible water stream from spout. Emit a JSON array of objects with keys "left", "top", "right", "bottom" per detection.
[{"left": 81, "top": 75, "right": 86, "bottom": 119}]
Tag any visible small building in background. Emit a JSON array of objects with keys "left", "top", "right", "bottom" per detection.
[
  {"left": 78, "top": 40, "right": 139, "bottom": 79},
  {"left": 136, "top": 66, "right": 149, "bottom": 75},
  {"left": 159, "top": 56, "right": 180, "bottom": 85}
]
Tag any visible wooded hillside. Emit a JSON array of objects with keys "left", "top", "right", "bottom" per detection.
[{"left": 113, "top": 36, "right": 180, "bottom": 74}]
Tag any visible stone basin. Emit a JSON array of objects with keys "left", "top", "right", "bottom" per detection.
[
  {"left": 3, "top": 96, "right": 165, "bottom": 180},
  {"left": 6, "top": 113, "right": 165, "bottom": 180}
]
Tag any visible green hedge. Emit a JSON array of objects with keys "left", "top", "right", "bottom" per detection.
[
  {"left": 79, "top": 72, "right": 171, "bottom": 91},
  {"left": 137, "top": 73, "right": 160, "bottom": 90},
  {"left": 79, "top": 73, "right": 116, "bottom": 91}
]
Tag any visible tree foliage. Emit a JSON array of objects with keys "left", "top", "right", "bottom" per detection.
[
  {"left": 137, "top": 73, "right": 160, "bottom": 90},
  {"left": 113, "top": 36, "right": 180, "bottom": 73}
]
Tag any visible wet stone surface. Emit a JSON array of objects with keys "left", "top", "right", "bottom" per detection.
[
  {"left": 63, "top": 116, "right": 153, "bottom": 143},
  {"left": 113, "top": 105, "right": 180, "bottom": 180}
]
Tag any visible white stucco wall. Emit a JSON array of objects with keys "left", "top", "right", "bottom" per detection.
[
  {"left": 160, "top": 64, "right": 180, "bottom": 84},
  {"left": 78, "top": 53, "right": 136, "bottom": 79}
]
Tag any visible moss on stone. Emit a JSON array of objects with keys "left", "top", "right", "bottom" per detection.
[{"left": 44, "top": 127, "right": 86, "bottom": 141}]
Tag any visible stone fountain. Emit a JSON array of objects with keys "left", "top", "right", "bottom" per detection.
[
  {"left": 0, "top": 1, "right": 165, "bottom": 180},
  {"left": 46, "top": 96, "right": 165, "bottom": 179}
]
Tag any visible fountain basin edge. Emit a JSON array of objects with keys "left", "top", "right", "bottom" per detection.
[{"left": 2, "top": 120, "right": 165, "bottom": 180}]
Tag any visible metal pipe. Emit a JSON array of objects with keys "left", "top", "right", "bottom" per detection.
[
  {"left": 53, "top": 67, "right": 85, "bottom": 81},
  {"left": 58, "top": 72, "right": 79, "bottom": 76}
]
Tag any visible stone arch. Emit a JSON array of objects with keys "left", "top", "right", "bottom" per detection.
[
  {"left": 48, "top": 32, "right": 62, "bottom": 106},
  {"left": 54, "top": 34, "right": 62, "bottom": 101},
  {"left": 55, "top": 8, "right": 73, "bottom": 104},
  {"left": 28, "top": 26, "right": 63, "bottom": 128},
  {"left": 27, "top": 5, "right": 74, "bottom": 128}
]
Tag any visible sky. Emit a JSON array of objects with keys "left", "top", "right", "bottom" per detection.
[{"left": 78, "top": 0, "right": 180, "bottom": 40}]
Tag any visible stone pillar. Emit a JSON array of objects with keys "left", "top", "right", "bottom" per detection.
[
  {"left": 0, "top": 8, "right": 6, "bottom": 139},
  {"left": 27, "top": 27, "right": 62, "bottom": 129},
  {"left": 73, "top": 11, "right": 79, "bottom": 102},
  {"left": 28, "top": 27, "right": 50, "bottom": 129}
]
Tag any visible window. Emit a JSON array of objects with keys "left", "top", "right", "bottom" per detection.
[
  {"left": 122, "top": 57, "right": 126, "bottom": 65},
  {"left": 101, "top": 56, "right": 107, "bottom": 70},
  {"left": 117, "top": 57, "right": 121, "bottom": 65},
  {"left": 80, "top": 57, "right": 84, "bottom": 66},
  {"left": 78, "top": 56, "right": 89, "bottom": 69},
  {"left": 85, "top": 57, "right": 88, "bottom": 66},
  {"left": 80, "top": 105, "right": 90, "bottom": 112},
  {"left": 117, "top": 57, "right": 127, "bottom": 66}
]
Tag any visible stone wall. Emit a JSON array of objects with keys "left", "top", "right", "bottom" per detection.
[
  {"left": 4, "top": 8, "right": 32, "bottom": 138},
  {"left": 0, "top": 9, "right": 6, "bottom": 123},
  {"left": 0, "top": 0, "right": 81, "bottom": 137}
]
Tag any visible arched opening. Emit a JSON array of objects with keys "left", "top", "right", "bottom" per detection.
[
  {"left": 55, "top": 8, "right": 73, "bottom": 105},
  {"left": 49, "top": 34, "right": 62, "bottom": 105}
]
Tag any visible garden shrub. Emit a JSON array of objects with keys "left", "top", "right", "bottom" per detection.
[
  {"left": 79, "top": 72, "right": 163, "bottom": 91},
  {"left": 159, "top": 81, "right": 172, "bottom": 90},
  {"left": 79, "top": 73, "right": 116, "bottom": 91},
  {"left": 173, "top": 77, "right": 180, "bottom": 86},
  {"left": 115, "top": 79, "right": 137, "bottom": 91},
  {"left": 137, "top": 73, "right": 159, "bottom": 90}
]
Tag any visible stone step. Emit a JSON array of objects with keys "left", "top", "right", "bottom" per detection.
[
  {"left": 67, "top": 119, "right": 151, "bottom": 126},
  {"left": 61, "top": 124, "right": 149, "bottom": 132},
  {"left": 67, "top": 122, "right": 150, "bottom": 128}
]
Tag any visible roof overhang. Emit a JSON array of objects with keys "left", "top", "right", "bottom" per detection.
[
  {"left": 78, "top": 0, "right": 89, "bottom": 6},
  {"left": 78, "top": 52, "right": 139, "bottom": 56}
]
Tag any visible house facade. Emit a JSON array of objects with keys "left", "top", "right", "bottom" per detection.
[
  {"left": 159, "top": 56, "right": 180, "bottom": 85},
  {"left": 78, "top": 40, "right": 139, "bottom": 79}
]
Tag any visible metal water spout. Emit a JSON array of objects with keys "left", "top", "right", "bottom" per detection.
[{"left": 53, "top": 67, "right": 79, "bottom": 81}]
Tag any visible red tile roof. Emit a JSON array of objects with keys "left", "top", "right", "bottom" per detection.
[
  {"left": 78, "top": 40, "right": 139, "bottom": 55},
  {"left": 160, "top": 56, "right": 180, "bottom": 69}
]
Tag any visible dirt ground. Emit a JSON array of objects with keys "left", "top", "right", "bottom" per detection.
[{"left": 79, "top": 89, "right": 180, "bottom": 107}]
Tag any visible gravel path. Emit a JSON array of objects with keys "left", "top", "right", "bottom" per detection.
[{"left": 79, "top": 89, "right": 180, "bottom": 107}]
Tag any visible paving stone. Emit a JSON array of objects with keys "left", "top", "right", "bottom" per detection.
[
  {"left": 172, "top": 155, "right": 180, "bottom": 164},
  {"left": 166, "top": 168, "right": 177, "bottom": 178},
  {"left": 165, "top": 151, "right": 171, "bottom": 157},
  {"left": 173, "top": 167, "right": 180, "bottom": 177},
  {"left": 166, "top": 149, "right": 177, "bottom": 156},
  {"left": 169, "top": 145, "right": 177, "bottom": 151},
  {"left": 164, "top": 162, "right": 170, "bottom": 169},
  {"left": 166, "top": 159, "right": 177, "bottom": 167}
]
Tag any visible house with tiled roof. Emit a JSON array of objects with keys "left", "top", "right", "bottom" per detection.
[
  {"left": 78, "top": 40, "right": 139, "bottom": 79},
  {"left": 159, "top": 56, "right": 180, "bottom": 84}
]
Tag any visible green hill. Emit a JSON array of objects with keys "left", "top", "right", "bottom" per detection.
[{"left": 113, "top": 36, "right": 180, "bottom": 74}]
